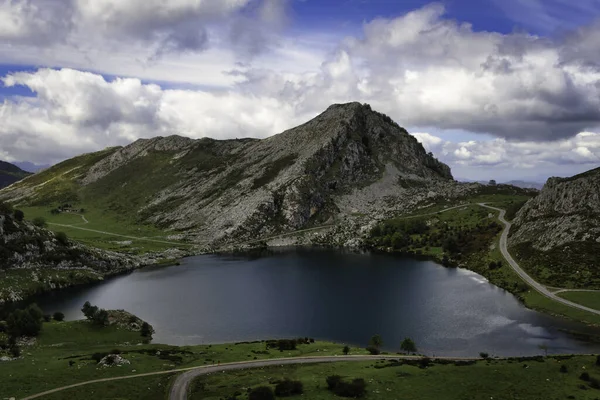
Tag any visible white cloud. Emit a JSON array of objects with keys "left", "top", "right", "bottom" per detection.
[
  {"left": 1, "top": 2, "right": 600, "bottom": 178},
  {"left": 0, "top": 68, "right": 311, "bottom": 164}
]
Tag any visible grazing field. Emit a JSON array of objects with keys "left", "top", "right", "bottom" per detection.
[
  {"left": 0, "top": 318, "right": 367, "bottom": 399},
  {"left": 559, "top": 292, "right": 600, "bottom": 312},
  {"left": 190, "top": 356, "right": 600, "bottom": 400}
]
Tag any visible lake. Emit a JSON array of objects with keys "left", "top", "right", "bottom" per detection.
[{"left": 34, "top": 248, "right": 600, "bottom": 357}]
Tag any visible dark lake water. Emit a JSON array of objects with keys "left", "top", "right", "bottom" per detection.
[{"left": 33, "top": 248, "right": 600, "bottom": 357}]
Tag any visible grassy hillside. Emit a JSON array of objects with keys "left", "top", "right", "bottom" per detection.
[{"left": 190, "top": 356, "right": 600, "bottom": 400}]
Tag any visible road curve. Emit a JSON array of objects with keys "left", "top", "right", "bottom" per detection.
[
  {"left": 168, "top": 355, "right": 475, "bottom": 400},
  {"left": 478, "top": 203, "right": 600, "bottom": 316}
]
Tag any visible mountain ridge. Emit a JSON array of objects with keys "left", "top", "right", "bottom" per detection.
[
  {"left": 0, "top": 160, "right": 32, "bottom": 189},
  {"left": 0, "top": 102, "right": 467, "bottom": 247}
]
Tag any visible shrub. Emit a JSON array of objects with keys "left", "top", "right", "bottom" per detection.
[
  {"left": 333, "top": 379, "right": 367, "bottom": 398},
  {"left": 369, "top": 334, "right": 383, "bottom": 349},
  {"left": 13, "top": 209, "right": 24, "bottom": 222},
  {"left": 274, "top": 379, "right": 303, "bottom": 397},
  {"left": 104, "top": 355, "right": 116, "bottom": 365},
  {"left": 419, "top": 357, "right": 432, "bottom": 369},
  {"left": 560, "top": 365, "right": 568, "bottom": 373},
  {"left": 581, "top": 372, "right": 591, "bottom": 382},
  {"left": 32, "top": 217, "right": 47, "bottom": 228},
  {"left": 43, "top": 314, "right": 52, "bottom": 322},
  {"left": 53, "top": 312, "right": 65, "bottom": 322},
  {"left": 7, "top": 307, "right": 43, "bottom": 337},
  {"left": 590, "top": 377, "right": 600, "bottom": 390},
  {"left": 480, "top": 352, "right": 490, "bottom": 359},
  {"left": 0, "top": 201, "right": 13, "bottom": 214},
  {"left": 92, "top": 352, "right": 107, "bottom": 363},
  {"left": 55, "top": 232, "right": 69, "bottom": 245},
  {"left": 9, "top": 345, "right": 21, "bottom": 358},
  {"left": 366, "top": 346, "right": 380, "bottom": 355},
  {"left": 248, "top": 386, "right": 275, "bottom": 400},
  {"left": 343, "top": 345, "right": 350, "bottom": 355},
  {"left": 326, "top": 375, "right": 342, "bottom": 390},
  {"left": 596, "top": 355, "right": 600, "bottom": 366}
]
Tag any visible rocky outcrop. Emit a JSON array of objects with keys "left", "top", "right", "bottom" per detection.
[
  {"left": 510, "top": 167, "right": 600, "bottom": 251},
  {"left": 0, "top": 102, "right": 461, "bottom": 248}
]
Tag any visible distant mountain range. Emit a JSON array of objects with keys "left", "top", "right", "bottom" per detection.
[
  {"left": 13, "top": 161, "right": 52, "bottom": 173},
  {"left": 0, "top": 160, "right": 32, "bottom": 189},
  {"left": 457, "top": 178, "right": 544, "bottom": 190}
]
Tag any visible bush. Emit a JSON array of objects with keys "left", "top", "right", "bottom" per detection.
[
  {"left": 343, "top": 345, "right": 350, "bottom": 355},
  {"left": 43, "top": 314, "right": 52, "bottom": 322},
  {"left": 326, "top": 375, "right": 342, "bottom": 390},
  {"left": 596, "top": 355, "right": 600, "bottom": 366},
  {"left": 92, "top": 352, "right": 107, "bottom": 363},
  {"left": 9, "top": 345, "right": 21, "bottom": 358},
  {"left": 274, "top": 379, "right": 303, "bottom": 397},
  {"left": 53, "top": 312, "right": 65, "bottom": 322},
  {"left": 333, "top": 379, "right": 367, "bottom": 398},
  {"left": 0, "top": 201, "right": 13, "bottom": 214},
  {"left": 480, "top": 352, "right": 490, "bottom": 359},
  {"left": 581, "top": 372, "right": 591, "bottom": 382},
  {"left": 13, "top": 209, "right": 24, "bottom": 222},
  {"left": 560, "top": 365, "right": 568, "bottom": 373},
  {"left": 248, "top": 386, "right": 275, "bottom": 400},
  {"left": 419, "top": 357, "right": 432, "bottom": 369},
  {"left": 7, "top": 306, "right": 43, "bottom": 337},
  {"left": 55, "top": 232, "right": 69, "bottom": 245},
  {"left": 32, "top": 217, "right": 47, "bottom": 228},
  {"left": 366, "top": 346, "right": 380, "bottom": 355}
]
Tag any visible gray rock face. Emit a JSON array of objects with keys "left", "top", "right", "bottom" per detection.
[
  {"left": 510, "top": 167, "right": 600, "bottom": 250},
  {"left": 0, "top": 102, "right": 458, "bottom": 247}
]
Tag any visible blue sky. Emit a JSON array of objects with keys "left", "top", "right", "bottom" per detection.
[{"left": 0, "top": 0, "right": 599, "bottom": 181}]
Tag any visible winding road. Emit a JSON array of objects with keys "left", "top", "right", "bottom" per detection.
[{"left": 478, "top": 203, "right": 600, "bottom": 316}]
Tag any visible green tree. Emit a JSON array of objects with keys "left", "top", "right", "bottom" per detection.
[
  {"left": 140, "top": 322, "right": 154, "bottom": 338},
  {"left": 55, "top": 232, "right": 69, "bottom": 245},
  {"left": 53, "top": 312, "right": 65, "bottom": 322},
  {"left": 81, "top": 301, "right": 98, "bottom": 320},
  {"left": 93, "top": 309, "right": 109, "bottom": 326},
  {"left": 343, "top": 345, "right": 350, "bottom": 355},
  {"left": 13, "top": 209, "right": 24, "bottom": 222},
  {"left": 7, "top": 308, "right": 43, "bottom": 337},
  {"left": 32, "top": 217, "right": 46, "bottom": 228},
  {"left": 369, "top": 334, "right": 383, "bottom": 349},
  {"left": 400, "top": 337, "right": 417, "bottom": 354}
]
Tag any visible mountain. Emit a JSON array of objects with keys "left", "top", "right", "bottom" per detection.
[
  {"left": 0, "top": 204, "right": 140, "bottom": 304},
  {"left": 0, "top": 161, "right": 32, "bottom": 189},
  {"left": 0, "top": 102, "right": 468, "bottom": 247},
  {"left": 503, "top": 180, "right": 544, "bottom": 190},
  {"left": 13, "top": 161, "right": 52, "bottom": 173},
  {"left": 509, "top": 167, "right": 600, "bottom": 288}
]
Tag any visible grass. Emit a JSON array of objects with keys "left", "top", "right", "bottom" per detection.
[
  {"left": 190, "top": 356, "right": 600, "bottom": 400},
  {"left": 0, "top": 318, "right": 368, "bottom": 399},
  {"left": 18, "top": 206, "right": 191, "bottom": 254},
  {"left": 559, "top": 292, "right": 600, "bottom": 312}
]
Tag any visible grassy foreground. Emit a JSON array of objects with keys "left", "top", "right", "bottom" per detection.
[
  {"left": 190, "top": 356, "right": 600, "bottom": 400},
  {"left": 0, "top": 319, "right": 367, "bottom": 399}
]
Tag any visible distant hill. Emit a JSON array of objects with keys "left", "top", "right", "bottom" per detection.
[
  {"left": 510, "top": 166, "right": 600, "bottom": 288},
  {"left": 0, "top": 161, "right": 32, "bottom": 189},
  {"left": 0, "top": 102, "right": 474, "bottom": 247},
  {"left": 503, "top": 180, "right": 544, "bottom": 190},
  {"left": 13, "top": 161, "right": 51, "bottom": 173}
]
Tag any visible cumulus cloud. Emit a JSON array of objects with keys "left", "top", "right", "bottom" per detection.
[
  {"left": 414, "top": 130, "right": 600, "bottom": 172},
  {"left": 0, "top": 0, "right": 288, "bottom": 57},
  {"left": 1, "top": 3, "right": 600, "bottom": 174},
  {"left": 0, "top": 68, "right": 310, "bottom": 164}
]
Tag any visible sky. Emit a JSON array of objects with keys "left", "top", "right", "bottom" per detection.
[{"left": 0, "top": 0, "right": 600, "bottom": 182}]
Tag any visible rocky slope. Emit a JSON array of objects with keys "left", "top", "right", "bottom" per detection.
[
  {"left": 0, "top": 102, "right": 472, "bottom": 248},
  {"left": 0, "top": 161, "right": 31, "bottom": 189},
  {"left": 509, "top": 167, "right": 600, "bottom": 287},
  {"left": 510, "top": 167, "right": 600, "bottom": 250},
  {"left": 0, "top": 205, "right": 141, "bottom": 304}
]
